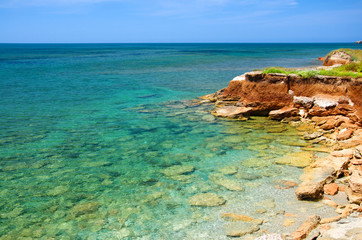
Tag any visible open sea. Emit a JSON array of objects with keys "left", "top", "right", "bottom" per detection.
[{"left": 0, "top": 43, "right": 360, "bottom": 239}]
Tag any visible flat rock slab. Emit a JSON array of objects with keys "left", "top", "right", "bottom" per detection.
[
  {"left": 224, "top": 221, "right": 260, "bottom": 237},
  {"left": 275, "top": 151, "right": 314, "bottom": 168},
  {"left": 269, "top": 107, "right": 299, "bottom": 120},
  {"left": 212, "top": 106, "right": 252, "bottom": 118},
  {"left": 189, "top": 193, "right": 226, "bottom": 207}
]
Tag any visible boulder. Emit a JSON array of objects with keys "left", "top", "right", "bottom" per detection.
[
  {"left": 189, "top": 193, "right": 226, "bottom": 207},
  {"left": 269, "top": 107, "right": 299, "bottom": 120},
  {"left": 291, "top": 215, "right": 321, "bottom": 240},
  {"left": 295, "top": 183, "right": 324, "bottom": 200}
]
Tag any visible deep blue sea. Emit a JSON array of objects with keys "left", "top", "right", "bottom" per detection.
[{"left": 0, "top": 43, "right": 360, "bottom": 239}]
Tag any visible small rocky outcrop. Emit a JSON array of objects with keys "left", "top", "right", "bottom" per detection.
[
  {"left": 322, "top": 50, "right": 353, "bottom": 66},
  {"left": 355, "top": 40, "right": 362, "bottom": 44}
]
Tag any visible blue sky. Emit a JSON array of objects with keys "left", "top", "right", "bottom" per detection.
[{"left": 0, "top": 0, "right": 361, "bottom": 43}]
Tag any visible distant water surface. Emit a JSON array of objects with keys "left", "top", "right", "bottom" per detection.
[{"left": 0, "top": 43, "right": 359, "bottom": 239}]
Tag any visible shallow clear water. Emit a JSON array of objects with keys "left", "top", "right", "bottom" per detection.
[{"left": 0, "top": 43, "right": 359, "bottom": 239}]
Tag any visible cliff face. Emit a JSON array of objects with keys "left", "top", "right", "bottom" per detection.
[{"left": 206, "top": 71, "right": 362, "bottom": 123}]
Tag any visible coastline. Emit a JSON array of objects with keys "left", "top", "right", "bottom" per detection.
[
  {"left": 200, "top": 62, "right": 362, "bottom": 239},
  {"left": 1, "top": 44, "right": 361, "bottom": 239}
]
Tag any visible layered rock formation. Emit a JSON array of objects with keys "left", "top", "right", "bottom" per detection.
[{"left": 202, "top": 71, "right": 362, "bottom": 123}]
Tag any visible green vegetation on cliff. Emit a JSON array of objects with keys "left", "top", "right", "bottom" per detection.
[
  {"left": 326, "top": 48, "right": 362, "bottom": 62},
  {"left": 262, "top": 48, "right": 362, "bottom": 78}
]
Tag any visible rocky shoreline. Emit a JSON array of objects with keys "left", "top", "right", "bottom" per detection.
[{"left": 200, "top": 67, "right": 362, "bottom": 239}]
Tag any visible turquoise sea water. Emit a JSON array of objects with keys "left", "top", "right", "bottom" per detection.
[{"left": 0, "top": 43, "right": 360, "bottom": 239}]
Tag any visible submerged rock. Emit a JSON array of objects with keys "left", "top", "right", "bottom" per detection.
[
  {"left": 70, "top": 202, "right": 100, "bottom": 217},
  {"left": 224, "top": 221, "right": 260, "bottom": 237},
  {"left": 189, "top": 193, "right": 226, "bottom": 207},
  {"left": 218, "top": 165, "right": 238, "bottom": 175},
  {"left": 222, "top": 213, "right": 263, "bottom": 224},
  {"left": 275, "top": 151, "right": 314, "bottom": 168},
  {"left": 212, "top": 178, "right": 243, "bottom": 191},
  {"left": 161, "top": 165, "right": 195, "bottom": 176}
]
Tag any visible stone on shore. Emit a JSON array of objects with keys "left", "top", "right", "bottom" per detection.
[
  {"left": 331, "top": 149, "right": 354, "bottom": 159},
  {"left": 189, "top": 193, "right": 226, "bottom": 207},
  {"left": 291, "top": 215, "right": 321, "bottom": 240},
  {"left": 211, "top": 106, "right": 252, "bottom": 119},
  {"left": 295, "top": 183, "right": 324, "bottom": 200},
  {"left": 269, "top": 107, "right": 299, "bottom": 120},
  {"left": 345, "top": 170, "right": 362, "bottom": 204},
  {"left": 337, "top": 128, "right": 354, "bottom": 141},
  {"left": 324, "top": 183, "right": 339, "bottom": 195},
  {"left": 303, "top": 131, "right": 324, "bottom": 140}
]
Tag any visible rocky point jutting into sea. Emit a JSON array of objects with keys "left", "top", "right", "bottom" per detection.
[{"left": 200, "top": 49, "right": 362, "bottom": 239}]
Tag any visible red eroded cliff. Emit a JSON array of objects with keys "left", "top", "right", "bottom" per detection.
[{"left": 215, "top": 71, "right": 362, "bottom": 123}]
